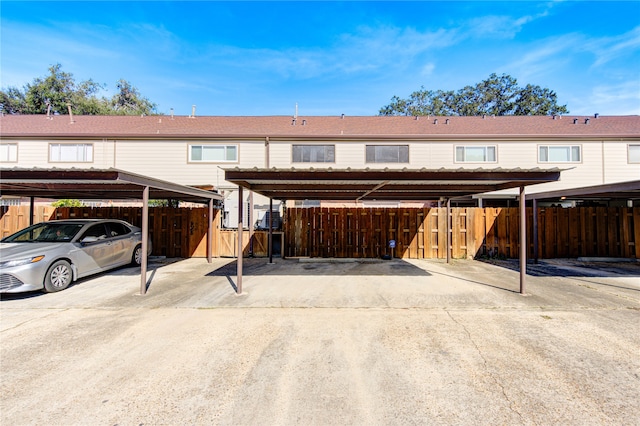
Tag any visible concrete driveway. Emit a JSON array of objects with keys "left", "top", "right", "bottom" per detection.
[{"left": 1, "top": 257, "right": 639, "bottom": 425}]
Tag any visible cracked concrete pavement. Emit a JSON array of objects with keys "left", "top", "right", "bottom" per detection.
[{"left": 1, "top": 257, "right": 639, "bottom": 425}]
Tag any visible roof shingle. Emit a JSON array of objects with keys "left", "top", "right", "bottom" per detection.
[{"left": 1, "top": 114, "right": 638, "bottom": 139}]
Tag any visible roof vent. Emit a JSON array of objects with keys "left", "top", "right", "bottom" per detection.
[
  {"left": 482, "top": 114, "right": 486, "bottom": 119},
  {"left": 445, "top": 119, "right": 450, "bottom": 125},
  {"left": 302, "top": 119, "right": 307, "bottom": 126},
  {"left": 433, "top": 119, "right": 438, "bottom": 125},
  {"left": 415, "top": 116, "right": 419, "bottom": 120},
  {"left": 190, "top": 105, "right": 196, "bottom": 118},
  {"left": 66, "top": 103, "right": 75, "bottom": 124},
  {"left": 573, "top": 118, "right": 578, "bottom": 124},
  {"left": 170, "top": 108, "right": 174, "bottom": 119},
  {"left": 291, "top": 118, "right": 296, "bottom": 126},
  {"left": 585, "top": 118, "right": 590, "bottom": 124},
  {"left": 552, "top": 115, "right": 557, "bottom": 120},
  {"left": 341, "top": 113, "right": 345, "bottom": 119},
  {"left": 594, "top": 113, "right": 599, "bottom": 118}
]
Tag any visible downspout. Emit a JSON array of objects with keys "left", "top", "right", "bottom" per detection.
[{"left": 265, "top": 136, "right": 270, "bottom": 168}]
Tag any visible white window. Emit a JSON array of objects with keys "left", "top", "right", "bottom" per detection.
[
  {"left": 0, "top": 143, "right": 18, "bottom": 162},
  {"left": 629, "top": 145, "right": 640, "bottom": 164},
  {"left": 538, "top": 145, "right": 581, "bottom": 163},
  {"left": 49, "top": 143, "right": 93, "bottom": 162},
  {"left": 292, "top": 145, "right": 335, "bottom": 163},
  {"left": 455, "top": 146, "right": 496, "bottom": 163},
  {"left": 366, "top": 145, "right": 409, "bottom": 163},
  {"left": 189, "top": 145, "right": 237, "bottom": 162}
]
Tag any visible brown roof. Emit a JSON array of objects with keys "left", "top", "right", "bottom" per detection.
[{"left": 1, "top": 114, "right": 639, "bottom": 139}]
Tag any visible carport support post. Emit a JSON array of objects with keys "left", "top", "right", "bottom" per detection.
[
  {"left": 29, "top": 197, "right": 35, "bottom": 225},
  {"left": 268, "top": 197, "right": 274, "bottom": 264},
  {"left": 207, "top": 199, "right": 213, "bottom": 263},
  {"left": 519, "top": 186, "right": 526, "bottom": 295},
  {"left": 237, "top": 186, "right": 243, "bottom": 294},
  {"left": 140, "top": 185, "right": 149, "bottom": 295},
  {"left": 532, "top": 198, "right": 539, "bottom": 264},
  {"left": 446, "top": 198, "right": 451, "bottom": 264}
]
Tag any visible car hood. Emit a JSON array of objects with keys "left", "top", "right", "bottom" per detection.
[{"left": 0, "top": 242, "right": 70, "bottom": 261}]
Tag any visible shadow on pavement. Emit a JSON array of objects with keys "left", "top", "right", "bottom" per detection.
[{"left": 206, "top": 258, "right": 432, "bottom": 277}]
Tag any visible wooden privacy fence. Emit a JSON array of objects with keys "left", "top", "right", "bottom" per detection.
[
  {"left": 285, "top": 207, "right": 640, "bottom": 259},
  {"left": 2, "top": 205, "right": 639, "bottom": 259},
  {"left": 0, "top": 206, "right": 220, "bottom": 258}
]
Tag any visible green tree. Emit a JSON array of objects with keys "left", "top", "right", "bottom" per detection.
[
  {"left": 379, "top": 73, "right": 569, "bottom": 116},
  {"left": 51, "top": 199, "right": 84, "bottom": 207},
  {"left": 0, "top": 64, "right": 156, "bottom": 116},
  {"left": 110, "top": 79, "right": 157, "bottom": 116}
]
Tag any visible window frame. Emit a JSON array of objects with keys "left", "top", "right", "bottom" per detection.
[
  {"left": 365, "top": 144, "right": 410, "bottom": 164},
  {"left": 538, "top": 144, "right": 582, "bottom": 163},
  {"left": 188, "top": 144, "right": 239, "bottom": 163},
  {"left": 628, "top": 144, "right": 640, "bottom": 164},
  {"left": 291, "top": 144, "right": 336, "bottom": 163},
  {"left": 0, "top": 143, "right": 18, "bottom": 163},
  {"left": 454, "top": 145, "right": 497, "bottom": 163},
  {"left": 49, "top": 143, "right": 94, "bottom": 163}
]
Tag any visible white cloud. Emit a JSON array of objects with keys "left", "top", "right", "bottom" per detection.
[
  {"left": 587, "top": 26, "right": 640, "bottom": 68},
  {"left": 586, "top": 81, "right": 640, "bottom": 115}
]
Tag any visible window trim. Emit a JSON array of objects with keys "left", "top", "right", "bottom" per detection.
[
  {"left": 0, "top": 143, "right": 18, "bottom": 163},
  {"left": 365, "top": 144, "right": 410, "bottom": 164},
  {"left": 628, "top": 144, "right": 640, "bottom": 164},
  {"left": 187, "top": 144, "right": 239, "bottom": 163},
  {"left": 291, "top": 144, "right": 336, "bottom": 163},
  {"left": 48, "top": 143, "right": 94, "bottom": 163},
  {"left": 454, "top": 145, "right": 497, "bottom": 163},
  {"left": 538, "top": 144, "right": 582, "bottom": 163}
]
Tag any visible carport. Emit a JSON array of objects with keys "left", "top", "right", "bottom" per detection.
[
  {"left": 225, "top": 168, "right": 561, "bottom": 295},
  {"left": 527, "top": 179, "right": 640, "bottom": 262},
  {"left": 0, "top": 168, "right": 223, "bottom": 294}
]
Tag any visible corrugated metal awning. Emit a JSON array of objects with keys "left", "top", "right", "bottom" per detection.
[
  {"left": 0, "top": 168, "right": 223, "bottom": 203},
  {"left": 224, "top": 167, "right": 562, "bottom": 201}
]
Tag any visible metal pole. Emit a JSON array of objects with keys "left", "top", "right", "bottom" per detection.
[
  {"left": 207, "top": 199, "right": 213, "bottom": 263},
  {"left": 532, "top": 198, "right": 538, "bottom": 264},
  {"left": 29, "top": 197, "right": 35, "bottom": 225},
  {"left": 237, "top": 187, "right": 243, "bottom": 294},
  {"left": 268, "top": 198, "right": 274, "bottom": 264},
  {"left": 248, "top": 191, "right": 254, "bottom": 257},
  {"left": 519, "top": 186, "right": 526, "bottom": 295},
  {"left": 140, "top": 186, "right": 149, "bottom": 295},
  {"left": 446, "top": 198, "right": 451, "bottom": 264}
]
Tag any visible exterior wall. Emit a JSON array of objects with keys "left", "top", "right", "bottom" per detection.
[
  {"left": 3, "top": 139, "right": 116, "bottom": 169},
  {"left": 113, "top": 139, "right": 266, "bottom": 188},
  {"left": 4, "top": 136, "right": 637, "bottom": 201}
]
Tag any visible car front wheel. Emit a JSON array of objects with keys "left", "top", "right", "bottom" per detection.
[
  {"left": 131, "top": 245, "right": 143, "bottom": 266},
  {"left": 44, "top": 260, "right": 73, "bottom": 292}
]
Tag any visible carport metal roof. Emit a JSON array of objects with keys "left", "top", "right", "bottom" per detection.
[
  {"left": 224, "top": 167, "right": 562, "bottom": 201},
  {"left": 526, "top": 179, "right": 640, "bottom": 202},
  {"left": 225, "top": 167, "right": 562, "bottom": 296},
  {"left": 225, "top": 168, "right": 560, "bottom": 200},
  {"left": 0, "top": 168, "right": 223, "bottom": 203}
]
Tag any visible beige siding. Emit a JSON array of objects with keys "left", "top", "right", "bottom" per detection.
[
  {"left": 5, "top": 139, "right": 113, "bottom": 169},
  {"left": 5, "top": 136, "right": 638, "bottom": 200},
  {"left": 114, "top": 139, "right": 265, "bottom": 187},
  {"left": 604, "top": 141, "right": 640, "bottom": 183}
]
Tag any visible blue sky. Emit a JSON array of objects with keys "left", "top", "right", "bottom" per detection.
[{"left": 1, "top": 1, "right": 639, "bottom": 116}]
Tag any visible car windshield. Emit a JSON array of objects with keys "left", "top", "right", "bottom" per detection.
[{"left": 1, "top": 223, "right": 85, "bottom": 243}]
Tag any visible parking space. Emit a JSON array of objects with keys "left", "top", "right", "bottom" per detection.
[{"left": 1, "top": 258, "right": 639, "bottom": 425}]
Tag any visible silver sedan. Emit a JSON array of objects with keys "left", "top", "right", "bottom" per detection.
[{"left": 0, "top": 219, "right": 150, "bottom": 293}]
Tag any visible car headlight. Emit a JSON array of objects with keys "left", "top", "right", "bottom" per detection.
[{"left": 0, "top": 255, "right": 45, "bottom": 268}]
